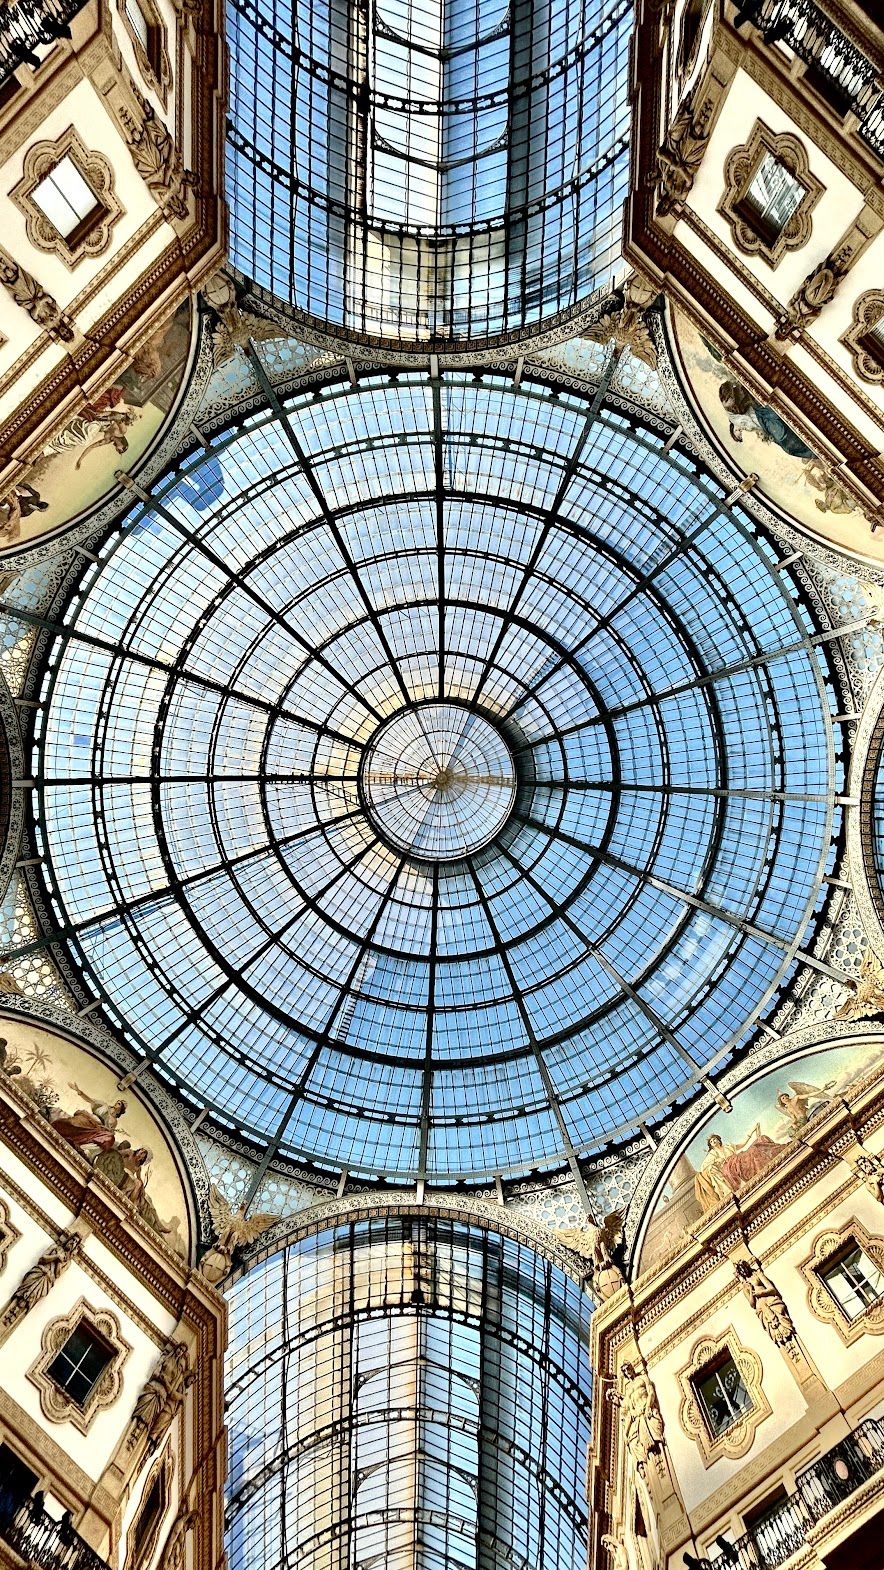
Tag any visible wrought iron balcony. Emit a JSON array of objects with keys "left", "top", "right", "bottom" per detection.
[
  {"left": 733, "top": 0, "right": 884, "bottom": 159},
  {"left": 0, "top": 0, "right": 89, "bottom": 86},
  {"left": 0, "top": 1489, "right": 110, "bottom": 1570},
  {"left": 686, "top": 1417, "right": 884, "bottom": 1570}
]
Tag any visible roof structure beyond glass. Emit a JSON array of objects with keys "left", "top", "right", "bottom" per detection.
[
  {"left": 226, "top": 0, "right": 630, "bottom": 343},
  {"left": 31, "top": 370, "right": 839, "bottom": 1184}
]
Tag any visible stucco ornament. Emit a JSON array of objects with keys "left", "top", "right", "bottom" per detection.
[
  {"left": 198, "top": 1186, "right": 277, "bottom": 1285},
  {"left": 583, "top": 286, "right": 658, "bottom": 367},
  {"left": 121, "top": 84, "right": 191, "bottom": 218},
  {"left": 600, "top": 1534, "right": 630, "bottom": 1570},
  {"left": 776, "top": 245, "right": 853, "bottom": 341},
  {"left": 130, "top": 1338, "right": 194, "bottom": 1451},
  {"left": 608, "top": 1361, "right": 665, "bottom": 1476}
]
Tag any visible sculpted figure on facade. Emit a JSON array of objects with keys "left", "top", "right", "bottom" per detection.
[
  {"left": 776, "top": 245, "right": 852, "bottom": 341},
  {"left": 583, "top": 283, "right": 658, "bottom": 367},
  {"left": 557, "top": 1210, "right": 626, "bottom": 1301},
  {"left": 1, "top": 1230, "right": 82, "bottom": 1332},
  {"left": 120, "top": 85, "right": 191, "bottom": 219},
  {"left": 131, "top": 1338, "right": 194, "bottom": 1451},
  {"left": 656, "top": 87, "right": 715, "bottom": 216},
  {"left": 609, "top": 1360, "right": 665, "bottom": 1476},
  {"left": 0, "top": 247, "right": 75, "bottom": 343},
  {"left": 734, "top": 1258, "right": 795, "bottom": 1348},
  {"left": 835, "top": 950, "right": 884, "bottom": 1023},
  {"left": 198, "top": 1185, "right": 277, "bottom": 1285}
]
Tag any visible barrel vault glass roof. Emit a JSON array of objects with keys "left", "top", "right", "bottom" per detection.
[
  {"left": 226, "top": 0, "right": 630, "bottom": 342},
  {"left": 226, "top": 1214, "right": 592, "bottom": 1570},
  {"left": 31, "top": 370, "right": 841, "bottom": 1185}
]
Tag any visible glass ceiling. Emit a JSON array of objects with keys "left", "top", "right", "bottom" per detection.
[
  {"left": 226, "top": 0, "right": 630, "bottom": 342},
  {"left": 226, "top": 1214, "right": 592, "bottom": 1570},
  {"left": 31, "top": 370, "right": 840, "bottom": 1184}
]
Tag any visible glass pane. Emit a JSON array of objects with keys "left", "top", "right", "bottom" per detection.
[
  {"left": 694, "top": 1358, "right": 753, "bottom": 1438},
  {"left": 741, "top": 152, "right": 804, "bottom": 244},
  {"left": 31, "top": 156, "right": 99, "bottom": 236}
]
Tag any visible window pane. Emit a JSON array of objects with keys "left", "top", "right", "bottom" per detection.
[
  {"left": 31, "top": 156, "right": 99, "bottom": 237},
  {"left": 740, "top": 152, "right": 804, "bottom": 244},
  {"left": 822, "top": 1245, "right": 884, "bottom": 1319},
  {"left": 46, "top": 1323, "right": 112, "bottom": 1406},
  {"left": 694, "top": 1357, "right": 753, "bottom": 1438}
]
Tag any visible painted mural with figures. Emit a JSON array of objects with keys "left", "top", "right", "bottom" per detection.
[
  {"left": 0, "top": 298, "right": 194, "bottom": 551},
  {"left": 637, "top": 1036, "right": 884, "bottom": 1276},
  {"left": 0, "top": 1017, "right": 190, "bottom": 1257},
  {"left": 669, "top": 309, "right": 882, "bottom": 562}
]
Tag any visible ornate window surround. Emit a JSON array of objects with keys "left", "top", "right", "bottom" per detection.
[
  {"left": 0, "top": 1197, "right": 20, "bottom": 1275},
  {"left": 800, "top": 1219, "right": 884, "bottom": 1346},
  {"left": 677, "top": 1330, "right": 770, "bottom": 1467},
  {"left": 125, "top": 1450, "right": 174, "bottom": 1570},
  {"left": 11, "top": 129, "right": 123, "bottom": 269},
  {"left": 116, "top": 0, "right": 172, "bottom": 104},
  {"left": 27, "top": 1298, "right": 130, "bottom": 1435},
  {"left": 718, "top": 121, "right": 824, "bottom": 267},
  {"left": 842, "top": 289, "right": 884, "bottom": 385}
]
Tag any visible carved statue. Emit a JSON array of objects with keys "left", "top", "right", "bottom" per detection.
[
  {"left": 198, "top": 1186, "right": 277, "bottom": 1285},
  {"left": 164, "top": 1509, "right": 196, "bottom": 1570},
  {"left": 854, "top": 1151, "right": 884, "bottom": 1206},
  {"left": 131, "top": 1339, "right": 194, "bottom": 1451},
  {"left": 608, "top": 1361, "right": 665, "bottom": 1475},
  {"left": 734, "top": 1258, "right": 794, "bottom": 1347},
  {"left": 656, "top": 87, "right": 715, "bottom": 216},
  {"left": 776, "top": 244, "right": 852, "bottom": 340},
  {"left": 600, "top": 1534, "right": 629, "bottom": 1570},
  {"left": 556, "top": 1210, "right": 626, "bottom": 1301},
  {"left": 201, "top": 268, "right": 285, "bottom": 365},
  {"left": 120, "top": 86, "right": 191, "bottom": 219},
  {"left": 835, "top": 949, "right": 884, "bottom": 1023},
  {"left": 0, "top": 247, "right": 75, "bottom": 342},
  {"left": 1, "top": 1230, "right": 82, "bottom": 1329},
  {"left": 583, "top": 290, "right": 658, "bottom": 368}
]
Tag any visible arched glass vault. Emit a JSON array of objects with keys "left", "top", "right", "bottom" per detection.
[
  {"left": 226, "top": 0, "right": 630, "bottom": 344},
  {"left": 29, "top": 368, "right": 841, "bottom": 1184},
  {"left": 225, "top": 1213, "right": 593, "bottom": 1570}
]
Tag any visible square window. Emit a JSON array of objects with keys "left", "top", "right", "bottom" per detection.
[
  {"left": 736, "top": 152, "right": 805, "bottom": 247},
  {"left": 692, "top": 1353, "right": 754, "bottom": 1439},
  {"left": 819, "top": 1243, "right": 884, "bottom": 1320},
  {"left": 46, "top": 1321, "right": 114, "bottom": 1408},
  {"left": 30, "top": 156, "right": 103, "bottom": 244}
]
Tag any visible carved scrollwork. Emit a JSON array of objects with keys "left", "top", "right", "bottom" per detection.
[
  {"left": 843, "top": 289, "right": 884, "bottom": 385},
  {"left": 0, "top": 247, "right": 75, "bottom": 342},
  {"left": 718, "top": 122, "right": 823, "bottom": 266},
  {"left": 27, "top": 1298, "right": 130, "bottom": 1434},
  {"left": 656, "top": 84, "right": 717, "bottom": 217},
  {"left": 11, "top": 129, "right": 123, "bottom": 268}
]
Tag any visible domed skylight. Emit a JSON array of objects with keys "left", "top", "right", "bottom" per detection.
[{"left": 32, "top": 371, "right": 839, "bottom": 1183}]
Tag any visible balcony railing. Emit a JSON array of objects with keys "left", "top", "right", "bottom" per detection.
[
  {"left": 733, "top": 0, "right": 884, "bottom": 159},
  {"left": 0, "top": 0, "right": 89, "bottom": 85},
  {"left": 688, "top": 1417, "right": 884, "bottom": 1570},
  {"left": 0, "top": 1489, "right": 110, "bottom": 1570}
]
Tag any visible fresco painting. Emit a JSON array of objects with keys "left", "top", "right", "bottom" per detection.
[
  {"left": 0, "top": 1017, "right": 189, "bottom": 1257},
  {"left": 0, "top": 299, "right": 193, "bottom": 549},
  {"left": 670, "top": 310, "right": 881, "bottom": 559},
  {"left": 638, "top": 1038, "right": 884, "bottom": 1276}
]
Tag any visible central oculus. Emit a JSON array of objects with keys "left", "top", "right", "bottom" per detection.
[{"left": 360, "top": 702, "right": 517, "bottom": 862}]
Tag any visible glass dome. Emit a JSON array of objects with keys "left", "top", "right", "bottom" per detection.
[
  {"left": 225, "top": 1213, "right": 593, "bottom": 1570},
  {"left": 31, "top": 371, "right": 839, "bottom": 1183},
  {"left": 226, "top": 0, "right": 630, "bottom": 345}
]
